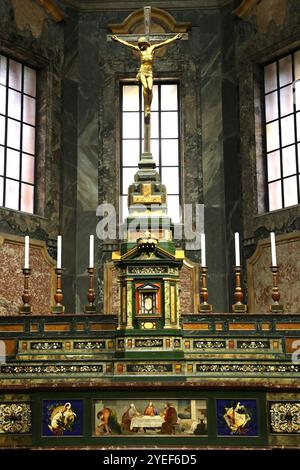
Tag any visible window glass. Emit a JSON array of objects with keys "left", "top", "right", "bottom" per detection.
[
  {"left": 264, "top": 51, "right": 300, "bottom": 211},
  {"left": 0, "top": 55, "right": 36, "bottom": 213}
]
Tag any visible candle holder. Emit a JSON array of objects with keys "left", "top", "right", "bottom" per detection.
[
  {"left": 269, "top": 266, "right": 284, "bottom": 313},
  {"left": 199, "top": 266, "right": 212, "bottom": 313},
  {"left": 232, "top": 266, "right": 247, "bottom": 313},
  {"left": 85, "top": 267, "right": 97, "bottom": 314},
  {"left": 19, "top": 268, "right": 32, "bottom": 315},
  {"left": 51, "top": 268, "right": 65, "bottom": 314}
]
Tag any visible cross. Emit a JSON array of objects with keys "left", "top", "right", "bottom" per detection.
[
  {"left": 107, "top": 6, "right": 188, "bottom": 155},
  {"left": 131, "top": 183, "right": 162, "bottom": 204},
  {"left": 107, "top": 6, "right": 188, "bottom": 44},
  {"left": 144, "top": 5, "right": 151, "bottom": 42}
]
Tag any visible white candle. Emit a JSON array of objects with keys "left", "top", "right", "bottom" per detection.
[
  {"left": 234, "top": 232, "right": 240, "bottom": 267},
  {"left": 24, "top": 236, "right": 29, "bottom": 269},
  {"left": 89, "top": 235, "right": 94, "bottom": 268},
  {"left": 270, "top": 232, "right": 277, "bottom": 266},
  {"left": 57, "top": 235, "right": 62, "bottom": 269},
  {"left": 201, "top": 233, "right": 206, "bottom": 266}
]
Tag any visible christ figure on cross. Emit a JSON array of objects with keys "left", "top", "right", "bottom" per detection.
[{"left": 112, "top": 33, "right": 183, "bottom": 117}]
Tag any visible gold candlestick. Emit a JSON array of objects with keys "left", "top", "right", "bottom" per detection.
[
  {"left": 85, "top": 267, "right": 97, "bottom": 313},
  {"left": 270, "top": 266, "right": 284, "bottom": 313},
  {"left": 232, "top": 266, "right": 247, "bottom": 313},
  {"left": 51, "top": 268, "right": 65, "bottom": 314},
  {"left": 19, "top": 268, "right": 32, "bottom": 315},
  {"left": 199, "top": 266, "right": 212, "bottom": 313}
]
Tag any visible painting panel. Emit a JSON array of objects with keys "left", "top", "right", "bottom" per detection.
[
  {"left": 42, "top": 399, "right": 83, "bottom": 437},
  {"left": 216, "top": 399, "right": 258, "bottom": 436},
  {"left": 92, "top": 399, "right": 207, "bottom": 436}
]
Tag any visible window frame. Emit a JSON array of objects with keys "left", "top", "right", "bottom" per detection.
[{"left": 0, "top": 53, "right": 37, "bottom": 214}]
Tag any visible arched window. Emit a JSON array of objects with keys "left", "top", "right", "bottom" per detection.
[{"left": 264, "top": 50, "right": 300, "bottom": 211}]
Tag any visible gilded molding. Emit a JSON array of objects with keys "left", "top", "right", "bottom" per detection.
[
  {"left": 108, "top": 6, "right": 190, "bottom": 34},
  {"left": 175, "top": 250, "right": 185, "bottom": 259}
]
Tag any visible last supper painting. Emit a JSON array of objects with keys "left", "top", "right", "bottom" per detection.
[{"left": 93, "top": 399, "right": 208, "bottom": 436}]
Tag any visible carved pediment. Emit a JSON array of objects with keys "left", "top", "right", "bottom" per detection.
[
  {"left": 120, "top": 244, "right": 178, "bottom": 262},
  {"left": 108, "top": 7, "right": 190, "bottom": 35}
]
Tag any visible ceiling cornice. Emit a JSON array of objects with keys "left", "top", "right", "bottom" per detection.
[{"left": 60, "top": 0, "right": 232, "bottom": 12}]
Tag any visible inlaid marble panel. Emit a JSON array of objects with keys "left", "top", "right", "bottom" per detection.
[
  {"left": 247, "top": 232, "right": 300, "bottom": 313},
  {"left": 0, "top": 402, "right": 31, "bottom": 434},
  {"left": 0, "top": 234, "right": 55, "bottom": 315}
]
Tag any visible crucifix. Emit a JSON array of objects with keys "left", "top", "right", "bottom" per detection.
[{"left": 108, "top": 6, "right": 187, "bottom": 156}]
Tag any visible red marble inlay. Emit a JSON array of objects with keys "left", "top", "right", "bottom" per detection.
[
  {"left": 179, "top": 263, "right": 194, "bottom": 313},
  {"left": 0, "top": 238, "right": 55, "bottom": 316},
  {"left": 111, "top": 266, "right": 119, "bottom": 315},
  {"left": 249, "top": 237, "right": 300, "bottom": 313}
]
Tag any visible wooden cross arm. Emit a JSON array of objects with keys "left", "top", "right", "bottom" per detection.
[{"left": 107, "top": 32, "right": 189, "bottom": 42}]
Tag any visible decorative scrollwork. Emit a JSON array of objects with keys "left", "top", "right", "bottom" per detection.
[
  {"left": 127, "top": 363, "right": 172, "bottom": 373},
  {"left": 73, "top": 341, "right": 105, "bottom": 350},
  {"left": 30, "top": 342, "right": 63, "bottom": 350},
  {"left": 0, "top": 403, "right": 31, "bottom": 434},
  {"left": 128, "top": 266, "right": 168, "bottom": 274},
  {"left": 135, "top": 339, "right": 163, "bottom": 348},
  {"left": 193, "top": 340, "right": 226, "bottom": 349},
  {"left": 0, "top": 364, "right": 103, "bottom": 375},
  {"left": 237, "top": 340, "right": 270, "bottom": 349},
  {"left": 269, "top": 402, "right": 300, "bottom": 434}
]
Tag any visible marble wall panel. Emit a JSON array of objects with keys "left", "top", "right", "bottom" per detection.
[
  {"left": 0, "top": 0, "right": 64, "bottom": 291},
  {"left": 247, "top": 232, "right": 300, "bottom": 313},
  {"left": 179, "top": 260, "right": 200, "bottom": 314},
  {"left": 61, "top": 7, "right": 79, "bottom": 313},
  {"left": 236, "top": 0, "right": 300, "bottom": 252}
]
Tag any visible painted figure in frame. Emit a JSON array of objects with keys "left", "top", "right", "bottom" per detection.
[
  {"left": 121, "top": 403, "right": 140, "bottom": 432},
  {"left": 144, "top": 400, "right": 158, "bottom": 416},
  {"left": 48, "top": 402, "right": 76, "bottom": 435},
  {"left": 96, "top": 406, "right": 121, "bottom": 435},
  {"left": 160, "top": 401, "right": 178, "bottom": 434},
  {"left": 223, "top": 402, "right": 251, "bottom": 433}
]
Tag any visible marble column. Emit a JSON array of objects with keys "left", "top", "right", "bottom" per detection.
[
  {"left": 200, "top": 11, "right": 229, "bottom": 312},
  {"left": 164, "top": 280, "right": 171, "bottom": 329},
  {"left": 176, "top": 283, "right": 180, "bottom": 329},
  {"left": 75, "top": 13, "right": 100, "bottom": 312}
]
